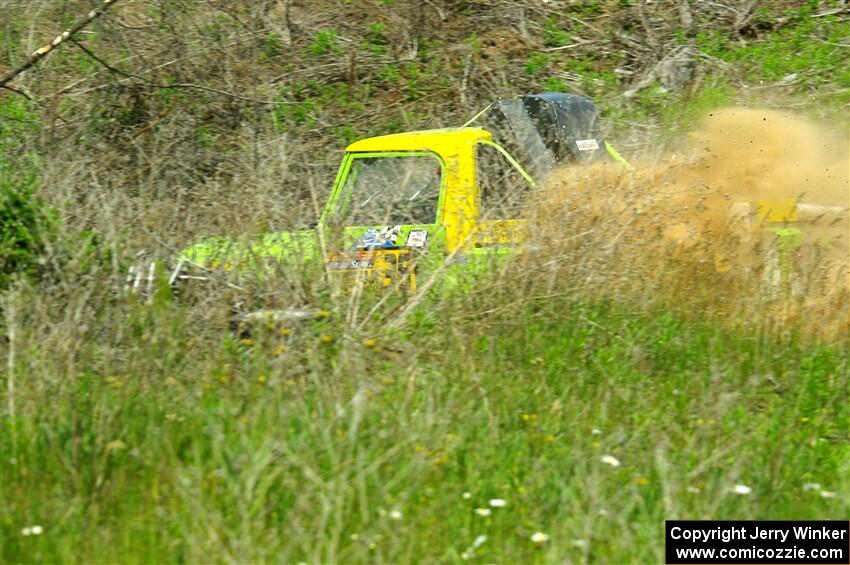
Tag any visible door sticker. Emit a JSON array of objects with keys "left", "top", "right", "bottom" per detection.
[
  {"left": 576, "top": 139, "right": 600, "bottom": 151},
  {"left": 352, "top": 225, "right": 401, "bottom": 249},
  {"left": 379, "top": 225, "right": 401, "bottom": 244},
  {"left": 407, "top": 230, "right": 428, "bottom": 248}
]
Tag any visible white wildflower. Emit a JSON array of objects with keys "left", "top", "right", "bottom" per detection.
[
  {"left": 488, "top": 498, "right": 507, "bottom": 508},
  {"left": 531, "top": 532, "right": 550, "bottom": 544},
  {"left": 600, "top": 454, "right": 621, "bottom": 467},
  {"left": 686, "top": 486, "right": 701, "bottom": 494},
  {"left": 21, "top": 525, "right": 43, "bottom": 536},
  {"left": 571, "top": 539, "right": 588, "bottom": 548},
  {"left": 819, "top": 490, "right": 836, "bottom": 499},
  {"left": 802, "top": 483, "right": 821, "bottom": 492},
  {"left": 460, "top": 534, "right": 487, "bottom": 560},
  {"left": 731, "top": 484, "right": 752, "bottom": 495},
  {"left": 591, "top": 428, "right": 602, "bottom": 435},
  {"left": 462, "top": 492, "right": 472, "bottom": 500},
  {"left": 474, "top": 508, "right": 491, "bottom": 517},
  {"left": 389, "top": 508, "right": 403, "bottom": 521}
]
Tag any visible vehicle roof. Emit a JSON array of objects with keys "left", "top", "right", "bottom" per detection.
[{"left": 345, "top": 127, "right": 492, "bottom": 153}]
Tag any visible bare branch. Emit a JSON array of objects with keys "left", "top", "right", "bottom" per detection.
[
  {"left": 71, "top": 38, "right": 134, "bottom": 79},
  {"left": 1, "top": 84, "right": 34, "bottom": 101},
  {"left": 733, "top": 0, "right": 760, "bottom": 34},
  {"left": 679, "top": 0, "right": 694, "bottom": 35},
  {"left": 0, "top": 0, "right": 121, "bottom": 91},
  {"left": 69, "top": 39, "right": 293, "bottom": 106}
]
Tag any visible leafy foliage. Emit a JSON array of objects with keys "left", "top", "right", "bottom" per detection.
[
  {"left": 0, "top": 99, "right": 54, "bottom": 291},
  {"left": 0, "top": 178, "right": 51, "bottom": 289}
]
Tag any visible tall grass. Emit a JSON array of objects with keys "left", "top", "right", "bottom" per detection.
[
  {"left": 2, "top": 161, "right": 848, "bottom": 562},
  {"left": 3, "top": 3, "right": 849, "bottom": 561}
]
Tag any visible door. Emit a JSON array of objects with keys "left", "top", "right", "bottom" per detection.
[
  {"left": 473, "top": 140, "right": 536, "bottom": 248},
  {"left": 324, "top": 151, "right": 447, "bottom": 289}
]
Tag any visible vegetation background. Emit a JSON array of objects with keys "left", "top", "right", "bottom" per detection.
[{"left": 1, "top": 0, "right": 848, "bottom": 562}]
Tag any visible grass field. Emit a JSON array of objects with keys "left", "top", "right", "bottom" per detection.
[
  {"left": 2, "top": 236, "right": 848, "bottom": 563},
  {"left": 2, "top": 2, "right": 850, "bottom": 563}
]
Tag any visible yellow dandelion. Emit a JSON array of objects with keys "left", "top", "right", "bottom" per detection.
[
  {"left": 105, "top": 376, "right": 124, "bottom": 389},
  {"left": 217, "top": 374, "right": 232, "bottom": 384},
  {"left": 279, "top": 327, "right": 292, "bottom": 337},
  {"left": 273, "top": 344, "right": 288, "bottom": 356},
  {"left": 105, "top": 439, "right": 126, "bottom": 453},
  {"left": 316, "top": 310, "right": 331, "bottom": 319},
  {"left": 319, "top": 334, "right": 334, "bottom": 344},
  {"left": 240, "top": 338, "right": 254, "bottom": 347},
  {"left": 363, "top": 338, "right": 378, "bottom": 348},
  {"left": 257, "top": 375, "right": 268, "bottom": 384}
]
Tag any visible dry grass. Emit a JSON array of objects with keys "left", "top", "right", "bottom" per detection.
[{"left": 527, "top": 107, "right": 849, "bottom": 342}]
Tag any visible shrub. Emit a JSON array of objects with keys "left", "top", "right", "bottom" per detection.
[{"left": 0, "top": 175, "right": 53, "bottom": 291}]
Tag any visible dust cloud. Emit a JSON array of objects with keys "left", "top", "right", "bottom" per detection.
[{"left": 532, "top": 107, "right": 849, "bottom": 338}]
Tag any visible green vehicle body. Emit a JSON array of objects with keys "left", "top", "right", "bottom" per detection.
[{"left": 176, "top": 127, "right": 547, "bottom": 292}]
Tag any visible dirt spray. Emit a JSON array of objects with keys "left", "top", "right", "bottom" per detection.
[{"left": 530, "top": 107, "right": 849, "bottom": 340}]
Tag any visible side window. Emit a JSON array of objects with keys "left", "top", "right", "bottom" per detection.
[
  {"left": 476, "top": 142, "right": 533, "bottom": 220},
  {"left": 343, "top": 154, "right": 442, "bottom": 226}
]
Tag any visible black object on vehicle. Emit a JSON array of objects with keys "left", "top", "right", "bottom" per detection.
[{"left": 485, "top": 92, "right": 609, "bottom": 180}]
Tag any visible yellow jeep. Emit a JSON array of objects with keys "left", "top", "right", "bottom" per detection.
[
  {"left": 126, "top": 93, "right": 829, "bottom": 304},
  {"left": 163, "top": 93, "right": 624, "bottom": 293}
]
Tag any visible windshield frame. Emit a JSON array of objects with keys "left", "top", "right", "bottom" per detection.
[
  {"left": 322, "top": 150, "right": 448, "bottom": 229},
  {"left": 473, "top": 139, "right": 537, "bottom": 223}
]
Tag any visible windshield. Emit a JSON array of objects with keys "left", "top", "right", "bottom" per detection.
[{"left": 341, "top": 154, "right": 442, "bottom": 226}]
